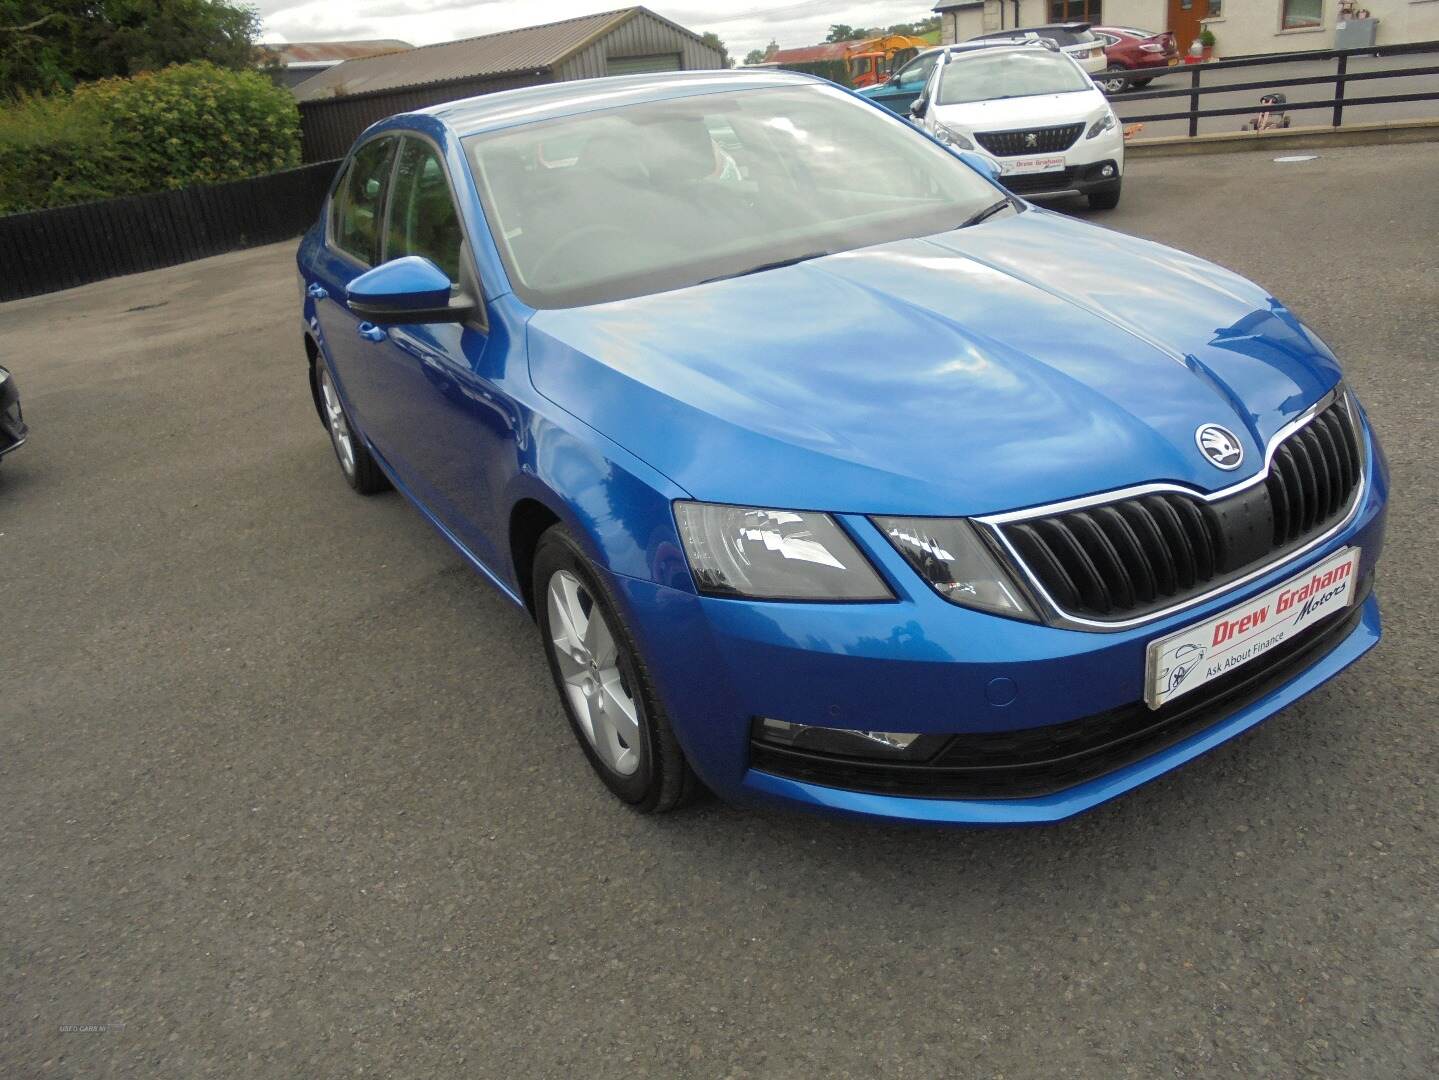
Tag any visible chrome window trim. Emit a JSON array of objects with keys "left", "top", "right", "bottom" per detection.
[{"left": 975, "top": 386, "right": 1369, "bottom": 632}]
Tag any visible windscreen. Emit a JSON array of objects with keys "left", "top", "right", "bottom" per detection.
[
  {"left": 464, "top": 84, "right": 1002, "bottom": 308},
  {"left": 937, "top": 50, "right": 1094, "bottom": 105}
]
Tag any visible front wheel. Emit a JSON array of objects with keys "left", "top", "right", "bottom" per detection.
[
  {"left": 533, "top": 525, "right": 701, "bottom": 813},
  {"left": 1098, "top": 66, "right": 1131, "bottom": 95},
  {"left": 1088, "top": 184, "right": 1122, "bottom": 211}
]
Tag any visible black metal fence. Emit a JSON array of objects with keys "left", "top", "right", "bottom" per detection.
[
  {"left": 1119, "top": 38, "right": 1439, "bottom": 137},
  {"left": 0, "top": 160, "right": 340, "bottom": 303},
  {"left": 298, "top": 71, "right": 547, "bottom": 162}
]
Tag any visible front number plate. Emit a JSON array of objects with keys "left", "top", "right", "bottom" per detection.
[
  {"left": 1001, "top": 155, "right": 1066, "bottom": 176},
  {"left": 1144, "top": 547, "right": 1361, "bottom": 710}
]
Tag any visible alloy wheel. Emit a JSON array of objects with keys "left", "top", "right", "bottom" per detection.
[
  {"left": 546, "top": 569, "right": 642, "bottom": 776},
  {"left": 318, "top": 365, "right": 356, "bottom": 477},
  {"left": 1099, "top": 69, "right": 1130, "bottom": 94}
]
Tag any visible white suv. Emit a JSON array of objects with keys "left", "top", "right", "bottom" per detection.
[{"left": 911, "top": 44, "right": 1124, "bottom": 210}]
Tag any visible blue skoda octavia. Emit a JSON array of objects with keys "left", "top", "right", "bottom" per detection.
[{"left": 297, "top": 70, "right": 1386, "bottom": 824}]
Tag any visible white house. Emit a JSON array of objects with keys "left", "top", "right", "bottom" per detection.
[{"left": 936, "top": 1, "right": 1439, "bottom": 57}]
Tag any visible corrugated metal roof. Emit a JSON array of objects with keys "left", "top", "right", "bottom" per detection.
[
  {"left": 293, "top": 7, "right": 662, "bottom": 103},
  {"left": 259, "top": 41, "right": 413, "bottom": 65}
]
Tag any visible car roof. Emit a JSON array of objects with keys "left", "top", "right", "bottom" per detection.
[
  {"left": 945, "top": 40, "right": 1061, "bottom": 60},
  {"left": 419, "top": 68, "right": 814, "bottom": 137},
  {"left": 972, "top": 22, "right": 1090, "bottom": 40}
]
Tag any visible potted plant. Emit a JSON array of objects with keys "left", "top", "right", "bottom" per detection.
[{"left": 1199, "top": 28, "right": 1217, "bottom": 61}]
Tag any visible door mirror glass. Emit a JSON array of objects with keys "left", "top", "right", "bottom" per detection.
[{"left": 346, "top": 256, "right": 474, "bottom": 324}]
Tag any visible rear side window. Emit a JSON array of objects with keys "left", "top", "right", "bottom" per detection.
[
  {"left": 331, "top": 137, "right": 396, "bottom": 265},
  {"left": 385, "top": 138, "right": 464, "bottom": 283}
]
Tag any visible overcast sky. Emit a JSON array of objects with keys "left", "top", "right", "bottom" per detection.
[{"left": 254, "top": 1, "right": 938, "bottom": 61}]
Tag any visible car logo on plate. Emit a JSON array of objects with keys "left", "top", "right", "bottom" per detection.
[
  {"left": 1024, "top": 133, "right": 1039, "bottom": 148},
  {"left": 1196, "top": 424, "right": 1244, "bottom": 470}
]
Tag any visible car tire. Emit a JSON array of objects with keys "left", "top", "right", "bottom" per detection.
[
  {"left": 533, "top": 525, "right": 701, "bottom": 813},
  {"left": 316, "top": 354, "right": 389, "bottom": 494},
  {"left": 1088, "top": 184, "right": 1122, "bottom": 211},
  {"left": 1098, "top": 66, "right": 1131, "bottom": 94}
]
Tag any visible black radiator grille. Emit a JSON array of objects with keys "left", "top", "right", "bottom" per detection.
[
  {"left": 974, "top": 123, "right": 1084, "bottom": 156},
  {"left": 998, "top": 396, "right": 1363, "bottom": 622}
]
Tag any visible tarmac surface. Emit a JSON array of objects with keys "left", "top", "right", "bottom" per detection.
[{"left": 2, "top": 143, "right": 1436, "bottom": 1078}]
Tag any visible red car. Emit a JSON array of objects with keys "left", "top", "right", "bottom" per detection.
[{"left": 1091, "top": 26, "right": 1179, "bottom": 94}]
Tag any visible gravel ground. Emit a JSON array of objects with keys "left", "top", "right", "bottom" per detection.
[{"left": 1, "top": 143, "right": 1436, "bottom": 1079}]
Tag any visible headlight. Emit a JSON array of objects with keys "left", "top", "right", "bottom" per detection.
[
  {"left": 873, "top": 516, "right": 1036, "bottom": 621},
  {"left": 1139, "top": 43, "right": 1166, "bottom": 53},
  {"left": 932, "top": 122, "right": 975, "bottom": 151},
  {"left": 1086, "top": 111, "right": 1118, "bottom": 139},
  {"left": 674, "top": 502, "right": 892, "bottom": 601}
]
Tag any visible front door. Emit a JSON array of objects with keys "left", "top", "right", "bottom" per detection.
[
  {"left": 1167, "top": 0, "right": 1207, "bottom": 54},
  {"left": 365, "top": 135, "right": 509, "bottom": 568}
]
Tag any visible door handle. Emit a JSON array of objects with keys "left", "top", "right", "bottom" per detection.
[
  {"left": 356, "top": 322, "right": 387, "bottom": 343},
  {"left": 306, "top": 283, "right": 328, "bottom": 301}
]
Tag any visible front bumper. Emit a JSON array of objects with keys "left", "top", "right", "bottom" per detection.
[
  {"left": 608, "top": 421, "right": 1388, "bottom": 825},
  {"left": 1004, "top": 159, "right": 1121, "bottom": 198},
  {"left": 992, "top": 122, "right": 1125, "bottom": 199}
]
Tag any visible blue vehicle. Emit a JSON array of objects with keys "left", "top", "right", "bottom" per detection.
[
  {"left": 858, "top": 46, "right": 944, "bottom": 116},
  {"left": 297, "top": 70, "right": 1386, "bottom": 825}
]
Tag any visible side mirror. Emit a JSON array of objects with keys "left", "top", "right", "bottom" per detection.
[
  {"left": 909, "top": 96, "right": 928, "bottom": 119},
  {"left": 346, "top": 256, "right": 475, "bottom": 325},
  {"left": 958, "top": 150, "right": 1002, "bottom": 183}
]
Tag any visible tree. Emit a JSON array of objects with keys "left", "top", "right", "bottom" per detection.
[
  {"left": 700, "top": 30, "right": 734, "bottom": 69},
  {"left": 826, "top": 24, "right": 860, "bottom": 43},
  {"left": 0, "top": 0, "right": 262, "bottom": 97},
  {"left": 742, "top": 48, "right": 766, "bottom": 66}
]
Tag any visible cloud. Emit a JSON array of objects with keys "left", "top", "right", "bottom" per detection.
[{"left": 254, "top": 0, "right": 937, "bottom": 57}]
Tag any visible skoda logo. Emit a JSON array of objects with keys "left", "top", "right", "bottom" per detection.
[
  {"left": 1196, "top": 424, "right": 1244, "bottom": 470},
  {"left": 1024, "top": 132, "right": 1039, "bottom": 148}
]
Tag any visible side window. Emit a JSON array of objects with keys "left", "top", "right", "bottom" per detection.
[
  {"left": 385, "top": 138, "right": 464, "bottom": 283},
  {"left": 897, "top": 53, "right": 938, "bottom": 89},
  {"left": 332, "top": 137, "right": 396, "bottom": 265}
]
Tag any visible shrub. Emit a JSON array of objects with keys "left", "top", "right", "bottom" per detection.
[{"left": 0, "top": 62, "right": 300, "bottom": 214}]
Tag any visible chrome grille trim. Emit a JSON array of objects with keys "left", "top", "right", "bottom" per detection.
[{"left": 975, "top": 387, "right": 1370, "bottom": 632}]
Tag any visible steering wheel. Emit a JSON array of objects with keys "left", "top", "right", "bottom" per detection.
[{"left": 529, "top": 224, "right": 631, "bottom": 285}]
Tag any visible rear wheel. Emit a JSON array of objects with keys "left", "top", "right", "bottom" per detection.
[
  {"left": 316, "top": 356, "right": 388, "bottom": 494},
  {"left": 533, "top": 525, "right": 700, "bottom": 813},
  {"left": 1088, "top": 184, "right": 1122, "bottom": 211},
  {"left": 1098, "top": 66, "right": 1131, "bottom": 95}
]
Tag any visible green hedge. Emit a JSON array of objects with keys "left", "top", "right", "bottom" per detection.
[
  {"left": 0, "top": 62, "right": 300, "bottom": 214},
  {"left": 774, "top": 60, "right": 854, "bottom": 88}
]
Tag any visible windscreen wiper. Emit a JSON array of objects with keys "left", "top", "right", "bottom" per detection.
[
  {"left": 957, "top": 199, "right": 1016, "bottom": 229},
  {"left": 701, "top": 251, "right": 830, "bottom": 285}
]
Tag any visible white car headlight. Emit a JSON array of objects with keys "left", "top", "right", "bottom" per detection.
[
  {"left": 1086, "top": 110, "right": 1118, "bottom": 139},
  {"left": 932, "top": 122, "right": 975, "bottom": 152},
  {"left": 874, "top": 516, "right": 1037, "bottom": 620},
  {"left": 674, "top": 502, "right": 892, "bottom": 601}
]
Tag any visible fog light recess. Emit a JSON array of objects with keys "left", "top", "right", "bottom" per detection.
[{"left": 753, "top": 717, "right": 944, "bottom": 761}]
